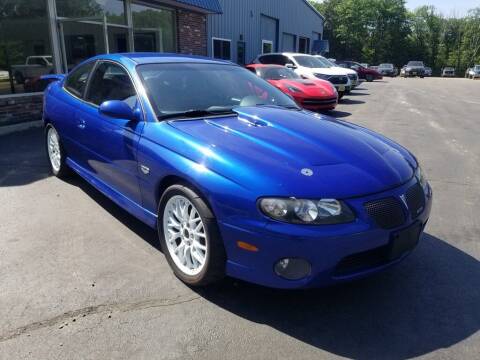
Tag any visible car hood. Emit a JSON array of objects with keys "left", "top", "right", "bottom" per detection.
[
  {"left": 168, "top": 107, "right": 416, "bottom": 198},
  {"left": 269, "top": 79, "right": 337, "bottom": 97},
  {"left": 304, "top": 67, "right": 349, "bottom": 76},
  {"left": 331, "top": 66, "right": 356, "bottom": 75}
]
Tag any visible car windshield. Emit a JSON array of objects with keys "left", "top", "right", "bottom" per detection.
[
  {"left": 475, "top": 65, "right": 480, "bottom": 70},
  {"left": 137, "top": 63, "right": 299, "bottom": 118},
  {"left": 379, "top": 64, "right": 393, "bottom": 69},
  {"left": 259, "top": 67, "right": 300, "bottom": 80},
  {"left": 444, "top": 67, "right": 454, "bottom": 71},
  {"left": 293, "top": 55, "right": 328, "bottom": 68},
  {"left": 407, "top": 61, "right": 424, "bottom": 67},
  {"left": 314, "top": 56, "right": 335, "bottom": 68}
]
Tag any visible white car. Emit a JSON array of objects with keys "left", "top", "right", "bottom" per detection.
[
  {"left": 467, "top": 65, "right": 480, "bottom": 79},
  {"left": 314, "top": 55, "right": 359, "bottom": 88},
  {"left": 254, "top": 52, "right": 352, "bottom": 98}
]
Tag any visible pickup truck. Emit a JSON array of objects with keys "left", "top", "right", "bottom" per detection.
[{"left": 11, "top": 56, "right": 53, "bottom": 84}]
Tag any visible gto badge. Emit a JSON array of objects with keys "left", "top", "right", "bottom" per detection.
[{"left": 301, "top": 168, "right": 314, "bottom": 176}]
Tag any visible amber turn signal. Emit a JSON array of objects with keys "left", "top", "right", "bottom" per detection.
[{"left": 237, "top": 241, "right": 259, "bottom": 252}]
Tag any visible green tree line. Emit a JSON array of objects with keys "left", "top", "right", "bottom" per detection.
[{"left": 310, "top": 0, "right": 480, "bottom": 75}]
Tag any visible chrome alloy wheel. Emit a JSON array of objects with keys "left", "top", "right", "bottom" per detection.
[
  {"left": 47, "top": 127, "right": 61, "bottom": 172},
  {"left": 163, "top": 195, "right": 208, "bottom": 276}
]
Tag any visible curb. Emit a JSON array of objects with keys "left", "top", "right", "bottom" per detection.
[{"left": 0, "top": 120, "right": 43, "bottom": 136}]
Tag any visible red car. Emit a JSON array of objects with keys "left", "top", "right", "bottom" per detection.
[
  {"left": 246, "top": 64, "right": 338, "bottom": 111},
  {"left": 335, "top": 61, "right": 383, "bottom": 82}
]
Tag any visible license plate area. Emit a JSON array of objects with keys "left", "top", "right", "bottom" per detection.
[
  {"left": 388, "top": 222, "right": 422, "bottom": 260},
  {"left": 337, "top": 85, "right": 345, "bottom": 91}
]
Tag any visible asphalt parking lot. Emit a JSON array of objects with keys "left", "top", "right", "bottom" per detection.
[{"left": 1, "top": 77, "right": 479, "bottom": 360}]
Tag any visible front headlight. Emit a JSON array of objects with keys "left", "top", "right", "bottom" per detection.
[
  {"left": 259, "top": 198, "right": 355, "bottom": 225},
  {"left": 415, "top": 166, "right": 429, "bottom": 194}
]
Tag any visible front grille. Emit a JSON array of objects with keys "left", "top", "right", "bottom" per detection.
[
  {"left": 302, "top": 98, "right": 337, "bottom": 105},
  {"left": 328, "top": 75, "right": 348, "bottom": 85},
  {"left": 364, "top": 197, "right": 406, "bottom": 229},
  {"left": 405, "top": 183, "right": 425, "bottom": 218},
  {"left": 334, "top": 244, "right": 389, "bottom": 276}
]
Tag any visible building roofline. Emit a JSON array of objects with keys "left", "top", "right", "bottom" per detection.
[{"left": 303, "top": 0, "right": 325, "bottom": 21}]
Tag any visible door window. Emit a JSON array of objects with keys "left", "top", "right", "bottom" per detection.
[
  {"left": 86, "top": 62, "right": 136, "bottom": 107},
  {"left": 64, "top": 61, "right": 95, "bottom": 98}
]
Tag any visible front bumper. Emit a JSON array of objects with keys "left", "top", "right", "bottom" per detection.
[
  {"left": 220, "top": 177, "right": 432, "bottom": 289},
  {"left": 300, "top": 97, "right": 337, "bottom": 110}
]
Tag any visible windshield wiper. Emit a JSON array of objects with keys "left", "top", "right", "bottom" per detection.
[{"left": 158, "top": 108, "right": 236, "bottom": 121}]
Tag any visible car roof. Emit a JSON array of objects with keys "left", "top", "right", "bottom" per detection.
[
  {"left": 89, "top": 52, "right": 233, "bottom": 66},
  {"left": 259, "top": 52, "right": 311, "bottom": 57}
]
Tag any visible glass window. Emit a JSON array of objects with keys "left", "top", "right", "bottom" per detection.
[
  {"left": 61, "top": 22, "right": 106, "bottom": 71},
  {"left": 137, "top": 63, "right": 298, "bottom": 117},
  {"left": 262, "top": 41, "right": 273, "bottom": 54},
  {"left": 64, "top": 61, "right": 95, "bottom": 98},
  {"left": 212, "top": 39, "right": 231, "bottom": 60},
  {"left": 0, "top": 0, "right": 56, "bottom": 95},
  {"left": 132, "top": 2, "right": 176, "bottom": 52},
  {"left": 56, "top": 0, "right": 126, "bottom": 25},
  {"left": 293, "top": 55, "right": 326, "bottom": 68},
  {"left": 259, "top": 67, "right": 300, "bottom": 80},
  {"left": 260, "top": 55, "right": 291, "bottom": 66},
  {"left": 86, "top": 62, "right": 136, "bottom": 106}
]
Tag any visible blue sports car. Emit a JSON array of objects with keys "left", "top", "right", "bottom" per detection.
[{"left": 42, "top": 53, "right": 432, "bottom": 289}]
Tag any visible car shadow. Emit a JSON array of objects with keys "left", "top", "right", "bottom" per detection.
[
  {"left": 339, "top": 98, "right": 365, "bottom": 105},
  {"left": 348, "top": 92, "right": 369, "bottom": 96},
  {"left": 194, "top": 233, "right": 480, "bottom": 359},
  {"left": 320, "top": 109, "right": 352, "bottom": 118},
  {"left": 0, "top": 126, "right": 50, "bottom": 187},
  {"left": 63, "top": 175, "right": 161, "bottom": 251}
]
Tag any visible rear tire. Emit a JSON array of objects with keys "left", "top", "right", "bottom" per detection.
[
  {"left": 158, "top": 184, "right": 226, "bottom": 287},
  {"left": 45, "top": 125, "right": 70, "bottom": 178}
]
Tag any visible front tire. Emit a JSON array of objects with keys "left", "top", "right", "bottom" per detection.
[
  {"left": 45, "top": 125, "right": 70, "bottom": 178},
  {"left": 158, "top": 185, "right": 226, "bottom": 286},
  {"left": 366, "top": 74, "right": 373, "bottom": 82}
]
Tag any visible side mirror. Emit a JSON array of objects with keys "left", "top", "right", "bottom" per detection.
[
  {"left": 99, "top": 100, "right": 137, "bottom": 121},
  {"left": 285, "top": 63, "right": 297, "bottom": 69}
]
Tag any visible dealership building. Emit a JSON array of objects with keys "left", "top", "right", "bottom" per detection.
[{"left": 0, "top": 0, "right": 324, "bottom": 126}]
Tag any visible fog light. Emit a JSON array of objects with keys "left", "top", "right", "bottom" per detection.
[{"left": 274, "top": 258, "right": 311, "bottom": 280}]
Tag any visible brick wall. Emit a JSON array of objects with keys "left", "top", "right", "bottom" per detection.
[
  {"left": 0, "top": 94, "right": 43, "bottom": 127},
  {"left": 177, "top": 10, "right": 207, "bottom": 56}
]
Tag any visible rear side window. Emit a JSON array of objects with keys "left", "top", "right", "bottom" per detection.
[
  {"left": 258, "top": 55, "right": 289, "bottom": 66},
  {"left": 86, "top": 62, "right": 137, "bottom": 107},
  {"left": 64, "top": 62, "right": 95, "bottom": 98}
]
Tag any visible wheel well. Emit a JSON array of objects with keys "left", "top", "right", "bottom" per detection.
[{"left": 156, "top": 175, "right": 214, "bottom": 215}]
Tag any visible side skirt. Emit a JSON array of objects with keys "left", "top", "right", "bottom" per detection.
[{"left": 66, "top": 157, "right": 158, "bottom": 228}]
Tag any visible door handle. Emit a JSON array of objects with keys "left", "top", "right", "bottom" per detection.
[{"left": 77, "top": 119, "right": 86, "bottom": 129}]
